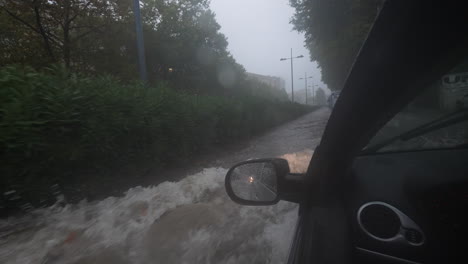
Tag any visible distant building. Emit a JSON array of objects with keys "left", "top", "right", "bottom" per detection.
[{"left": 246, "top": 72, "right": 286, "bottom": 92}]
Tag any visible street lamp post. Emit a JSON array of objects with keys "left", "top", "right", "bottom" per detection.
[
  {"left": 310, "top": 77, "right": 316, "bottom": 105},
  {"left": 280, "top": 48, "right": 304, "bottom": 103},
  {"left": 308, "top": 85, "right": 316, "bottom": 105},
  {"left": 305, "top": 76, "right": 308, "bottom": 105},
  {"left": 308, "top": 86, "right": 312, "bottom": 104},
  {"left": 299, "top": 73, "right": 313, "bottom": 105},
  {"left": 311, "top": 84, "right": 319, "bottom": 105},
  {"left": 132, "top": 0, "right": 148, "bottom": 83}
]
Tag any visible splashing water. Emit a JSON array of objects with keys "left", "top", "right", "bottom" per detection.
[
  {"left": 0, "top": 108, "right": 328, "bottom": 264},
  {"left": 0, "top": 167, "right": 298, "bottom": 264}
]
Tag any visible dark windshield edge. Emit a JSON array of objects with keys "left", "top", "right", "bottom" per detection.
[
  {"left": 359, "top": 144, "right": 468, "bottom": 157},
  {"left": 362, "top": 108, "right": 468, "bottom": 154}
]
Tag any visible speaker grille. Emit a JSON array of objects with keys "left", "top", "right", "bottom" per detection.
[
  {"left": 360, "top": 204, "right": 401, "bottom": 239},
  {"left": 405, "top": 228, "right": 423, "bottom": 244}
]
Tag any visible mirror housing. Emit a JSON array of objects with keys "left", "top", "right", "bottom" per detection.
[{"left": 225, "top": 158, "right": 307, "bottom": 206}]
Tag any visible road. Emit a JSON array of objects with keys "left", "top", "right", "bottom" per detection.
[
  {"left": 0, "top": 108, "right": 331, "bottom": 264},
  {"left": 252, "top": 180, "right": 277, "bottom": 200},
  {"left": 231, "top": 173, "right": 277, "bottom": 202}
]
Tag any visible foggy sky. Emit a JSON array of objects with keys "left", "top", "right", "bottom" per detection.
[{"left": 210, "top": 0, "right": 329, "bottom": 97}]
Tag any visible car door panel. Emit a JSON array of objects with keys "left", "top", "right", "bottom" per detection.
[{"left": 346, "top": 149, "right": 468, "bottom": 263}]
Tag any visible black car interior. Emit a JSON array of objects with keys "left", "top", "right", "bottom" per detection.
[{"left": 348, "top": 149, "right": 468, "bottom": 263}]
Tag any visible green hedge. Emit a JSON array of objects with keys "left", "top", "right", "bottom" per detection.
[{"left": 0, "top": 65, "right": 313, "bottom": 200}]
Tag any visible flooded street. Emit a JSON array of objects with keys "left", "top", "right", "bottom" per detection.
[{"left": 0, "top": 108, "right": 330, "bottom": 264}]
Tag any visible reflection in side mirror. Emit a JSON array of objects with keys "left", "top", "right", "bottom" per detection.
[
  {"left": 225, "top": 158, "right": 290, "bottom": 205},
  {"left": 230, "top": 162, "right": 277, "bottom": 202}
]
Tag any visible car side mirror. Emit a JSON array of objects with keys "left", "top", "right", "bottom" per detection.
[{"left": 225, "top": 158, "right": 307, "bottom": 205}]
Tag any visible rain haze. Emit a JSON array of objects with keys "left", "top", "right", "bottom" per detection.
[
  {"left": 1, "top": 0, "right": 339, "bottom": 263},
  {"left": 210, "top": 0, "right": 330, "bottom": 98}
]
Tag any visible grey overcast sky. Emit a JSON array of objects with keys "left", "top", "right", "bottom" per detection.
[{"left": 209, "top": 0, "right": 329, "bottom": 96}]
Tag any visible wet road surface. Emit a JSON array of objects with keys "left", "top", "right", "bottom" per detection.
[{"left": 0, "top": 107, "right": 330, "bottom": 264}]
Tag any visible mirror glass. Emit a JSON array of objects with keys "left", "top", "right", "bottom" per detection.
[{"left": 229, "top": 161, "right": 278, "bottom": 202}]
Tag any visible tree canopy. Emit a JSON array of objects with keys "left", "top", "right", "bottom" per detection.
[
  {"left": 0, "top": 0, "right": 246, "bottom": 94},
  {"left": 289, "top": 0, "right": 384, "bottom": 90},
  {"left": 315, "top": 87, "right": 326, "bottom": 105},
  {"left": 0, "top": 1, "right": 310, "bottom": 208}
]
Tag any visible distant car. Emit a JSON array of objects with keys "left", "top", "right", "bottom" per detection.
[{"left": 327, "top": 90, "right": 341, "bottom": 108}]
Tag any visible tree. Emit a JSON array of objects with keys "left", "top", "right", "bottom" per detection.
[
  {"left": 315, "top": 88, "right": 327, "bottom": 105},
  {"left": 289, "top": 0, "right": 384, "bottom": 90},
  {"left": 0, "top": 0, "right": 114, "bottom": 68},
  {"left": 0, "top": 0, "right": 243, "bottom": 89}
]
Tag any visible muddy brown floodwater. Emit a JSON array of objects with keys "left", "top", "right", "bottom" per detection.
[{"left": 0, "top": 108, "right": 330, "bottom": 264}]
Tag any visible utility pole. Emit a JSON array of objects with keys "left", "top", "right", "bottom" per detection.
[
  {"left": 290, "top": 48, "right": 294, "bottom": 102},
  {"left": 133, "top": 0, "right": 148, "bottom": 83},
  {"left": 305, "top": 73, "right": 308, "bottom": 105},
  {"left": 311, "top": 79, "right": 314, "bottom": 105},
  {"left": 280, "top": 49, "right": 304, "bottom": 103},
  {"left": 312, "top": 84, "right": 317, "bottom": 105},
  {"left": 310, "top": 85, "right": 315, "bottom": 105},
  {"left": 300, "top": 73, "right": 313, "bottom": 105},
  {"left": 308, "top": 84, "right": 315, "bottom": 105}
]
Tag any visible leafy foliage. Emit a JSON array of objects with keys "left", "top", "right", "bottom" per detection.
[
  {"left": 0, "top": 0, "right": 245, "bottom": 93},
  {"left": 0, "top": 0, "right": 305, "bottom": 208},
  {"left": 315, "top": 88, "right": 327, "bottom": 105},
  {"left": 0, "top": 66, "right": 312, "bottom": 201},
  {"left": 289, "top": 0, "right": 384, "bottom": 90}
]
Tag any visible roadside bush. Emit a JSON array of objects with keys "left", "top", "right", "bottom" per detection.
[{"left": 0, "top": 66, "right": 313, "bottom": 202}]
